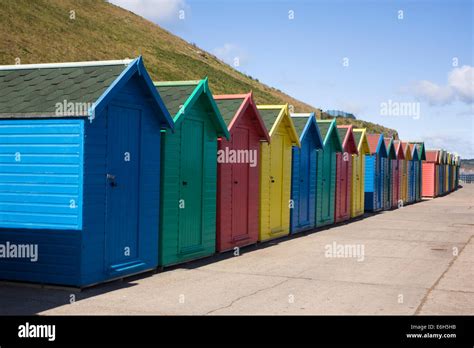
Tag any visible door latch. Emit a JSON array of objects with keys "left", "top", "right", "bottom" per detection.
[{"left": 107, "top": 174, "right": 117, "bottom": 187}]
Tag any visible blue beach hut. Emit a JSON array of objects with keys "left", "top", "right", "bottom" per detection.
[
  {"left": 0, "top": 57, "right": 173, "bottom": 287},
  {"left": 364, "top": 134, "right": 387, "bottom": 212},
  {"left": 289, "top": 113, "right": 323, "bottom": 234}
]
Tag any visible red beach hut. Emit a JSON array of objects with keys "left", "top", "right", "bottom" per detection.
[
  {"left": 422, "top": 150, "right": 440, "bottom": 198},
  {"left": 392, "top": 140, "right": 405, "bottom": 208},
  {"left": 214, "top": 93, "right": 270, "bottom": 252},
  {"left": 335, "top": 125, "right": 358, "bottom": 223}
]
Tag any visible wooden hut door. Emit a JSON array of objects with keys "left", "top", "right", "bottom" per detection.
[
  {"left": 393, "top": 161, "right": 399, "bottom": 204},
  {"left": 321, "top": 149, "right": 332, "bottom": 221},
  {"left": 270, "top": 134, "right": 284, "bottom": 232},
  {"left": 105, "top": 105, "right": 141, "bottom": 268},
  {"left": 298, "top": 140, "right": 310, "bottom": 226},
  {"left": 384, "top": 160, "right": 390, "bottom": 208},
  {"left": 341, "top": 155, "right": 349, "bottom": 216},
  {"left": 231, "top": 127, "right": 249, "bottom": 240},
  {"left": 355, "top": 156, "right": 361, "bottom": 211},
  {"left": 376, "top": 156, "right": 382, "bottom": 208},
  {"left": 178, "top": 119, "right": 204, "bottom": 252},
  {"left": 408, "top": 162, "right": 412, "bottom": 199}
]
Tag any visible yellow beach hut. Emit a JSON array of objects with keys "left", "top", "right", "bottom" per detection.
[{"left": 257, "top": 104, "right": 300, "bottom": 242}]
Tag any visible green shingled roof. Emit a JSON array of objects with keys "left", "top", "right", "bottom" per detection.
[
  {"left": 353, "top": 131, "right": 362, "bottom": 147},
  {"left": 0, "top": 64, "right": 127, "bottom": 116},
  {"left": 337, "top": 127, "right": 349, "bottom": 144},
  {"left": 413, "top": 142, "right": 426, "bottom": 160},
  {"left": 290, "top": 116, "right": 310, "bottom": 137},
  {"left": 317, "top": 121, "right": 331, "bottom": 141},
  {"left": 214, "top": 98, "right": 245, "bottom": 127},
  {"left": 258, "top": 108, "right": 281, "bottom": 133},
  {"left": 154, "top": 82, "right": 198, "bottom": 117}
]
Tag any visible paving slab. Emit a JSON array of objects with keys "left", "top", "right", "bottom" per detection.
[
  {"left": 210, "top": 278, "right": 426, "bottom": 315},
  {"left": 0, "top": 185, "right": 472, "bottom": 315}
]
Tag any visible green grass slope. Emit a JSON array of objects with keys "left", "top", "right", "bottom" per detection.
[{"left": 0, "top": 0, "right": 397, "bottom": 137}]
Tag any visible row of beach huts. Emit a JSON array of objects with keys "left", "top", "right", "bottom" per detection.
[{"left": 0, "top": 57, "right": 461, "bottom": 287}]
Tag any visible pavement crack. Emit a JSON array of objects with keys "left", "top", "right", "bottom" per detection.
[
  {"left": 205, "top": 278, "right": 290, "bottom": 315},
  {"left": 415, "top": 234, "right": 473, "bottom": 314}
]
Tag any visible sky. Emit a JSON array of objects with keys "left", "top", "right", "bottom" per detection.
[{"left": 109, "top": 0, "right": 474, "bottom": 158}]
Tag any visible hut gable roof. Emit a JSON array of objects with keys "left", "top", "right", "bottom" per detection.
[
  {"left": 0, "top": 57, "right": 173, "bottom": 129},
  {"left": 393, "top": 140, "right": 405, "bottom": 160},
  {"left": 367, "top": 134, "right": 387, "bottom": 157},
  {"left": 214, "top": 93, "right": 270, "bottom": 142},
  {"left": 411, "top": 142, "right": 426, "bottom": 160},
  {"left": 316, "top": 119, "right": 343, "bottom": 152},
  {"left": 155, "top": 78, "right": 229, "bottom": 140},
  {"left": 337, "top": 125, "right": 358, "bottom": 155},
  {"left": 290, "top": 113, "right": 323, "bottom": 149},
  {"left": 384, "top": 137, "right": 397, "bottom": 159},
  {"left": 257, "top": 104, "right": 300, "bottom": 147},
  {"left": 353, "top": 128, "right": 371, "bottom": 155},
  {"left": 408, "top": 143, "right": 420, "bottom": 161},
  {"left": 425, "top": 150, "right": 439, "bottom": 163},
  {"left": 401, "top": 142, "right": 412, "bottom": 160}
]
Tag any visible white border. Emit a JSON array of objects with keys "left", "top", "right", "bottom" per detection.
[{"left": 0, "top": 59, "right": 133, "bottom": 70}]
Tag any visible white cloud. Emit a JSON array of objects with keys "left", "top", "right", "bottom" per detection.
[
  {"left": 422, "top": 133, "right": 474, "bottom": 159},
  {"left": 212, "top": 43, "right": 249, "bottom": 68},
  {"left": 405, "top": 65, "right": 474, "bottom": 106},
  {"left": 449, "top": 65, "right": 474, "bottom": 104},
  {"left": 109, "top": 0, "right": 189, "bottom": 23},
  {"left": 410, "top": 80, "right": 454, "bottom": 105}
]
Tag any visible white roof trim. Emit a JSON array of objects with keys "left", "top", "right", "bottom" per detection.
[
  {"left": 0, "top": 59, "right": 133, "bottom": 71},
  {"left": 290, "top": 113, "right": 313, "bottom": 117}
]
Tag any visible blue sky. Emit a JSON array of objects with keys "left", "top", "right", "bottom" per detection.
[{"left": 110, "top": 0, "right": 473, "bottom": 158}]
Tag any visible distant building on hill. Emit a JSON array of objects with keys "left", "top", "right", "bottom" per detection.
[
  {"left": 315, "top": 109, "right": 333, "bottom": 120},
  {"left": 326, "top": 109, "right": 356, "bottom": 119}
]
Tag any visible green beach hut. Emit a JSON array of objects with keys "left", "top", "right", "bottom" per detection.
[
  {"left": 154, "top": 79, "right": 229, "bottom": 266},
  {"left": 383, "top": 137, "right": 396, "bottom": 210},
  {"left": 315, "top": 119, "right": 343, "bottom": 227}
]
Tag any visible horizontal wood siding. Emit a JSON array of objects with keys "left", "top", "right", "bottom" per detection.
[
  {"left": 364, "top": 154, "right": 376, "bottom": 211},
  {"left": 0, "top": 228, "right": 81, "bottom": 285},
  {"left": 0, "top": 119, "right": 84, "bottom": 230},
  {"left": 0, "top": 119, "right": 83, "bottom": 285},
  {"left": 422, "top": 162, "right": 435, "bottom": 197}
]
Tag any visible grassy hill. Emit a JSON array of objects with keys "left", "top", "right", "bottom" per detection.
[{"left": 0, "top": 0, "right": 397, "bottom": 137}]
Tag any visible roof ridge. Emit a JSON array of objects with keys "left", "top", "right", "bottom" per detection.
[
  {"left": 214, "top": 93, "right": 249, "bottom": 100},
  {"left": 154, "top": 80, "right": 201, "bottom": 86},
  {"left": 0, "top": 59, "right": 133, "bottom": 70},
  {"left": 257, "top": 105, "right": 286, "bottom": 109}
]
